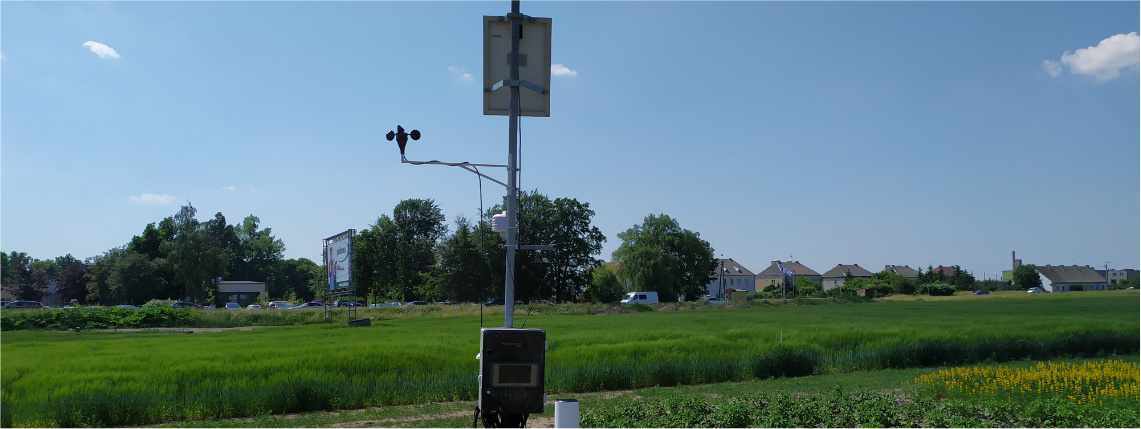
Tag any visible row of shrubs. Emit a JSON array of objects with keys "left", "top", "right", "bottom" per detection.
[
  {"left": 580, "top": 389, "right": 1139, "bottom": 428},
  {"left": 0, "top": 306, "right": 201, "bottom": 331}
]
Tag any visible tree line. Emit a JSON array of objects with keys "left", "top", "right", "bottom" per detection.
[
  {"left": 2, "top": 203, "right": 322, "bottom": 306},
  {"left": 349, "top": 192, "right": 715, "bottom": 305},
  {"left": 762, "top": 266, "right": 983, "bottom": 299},
  {"left": 7, "top": 193, "right": 1127, "bottom": 307},
  {"left": 1, "top": 191, "right": 720, "bottom": 307}
]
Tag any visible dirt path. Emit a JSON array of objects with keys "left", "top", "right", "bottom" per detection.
[{"left": 93, "top": 326, "right": 268, "bottom": 334}]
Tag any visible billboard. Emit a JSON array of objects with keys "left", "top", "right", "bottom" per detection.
[{"left": 324, "top": 230, "right": 355, "bottom": 291}]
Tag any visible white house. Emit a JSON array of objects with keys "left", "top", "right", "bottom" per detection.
[
  {"left": 820, "top": 264, "right": 874, "bottom": 291},
  {"left": 705, "top": 258, "right": 755, "bottom": 299},
  {"left": 1036, "top": 265, "right": 1107, "bottom": 292}
]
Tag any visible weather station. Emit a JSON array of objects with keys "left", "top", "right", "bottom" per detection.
[{"left": 381, "top": 1, "right": 562, "bottom": 427}]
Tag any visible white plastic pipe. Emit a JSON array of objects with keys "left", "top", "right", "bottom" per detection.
[{"left": 554, "top": 399, "right": 579, "bottom": 428}]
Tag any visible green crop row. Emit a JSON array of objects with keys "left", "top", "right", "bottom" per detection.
[
  {"left": 579, "top": 388, "right": 1140, "bottom": 428},
  {"left": 1, "top": 293, "right": 1136, "bottom": 427}
]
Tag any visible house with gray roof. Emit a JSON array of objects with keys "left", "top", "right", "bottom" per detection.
[
  {"left": 821, "top": 264, "right": 874, "bottom": 290},
  {"left": 706, "top": 258, "right": 755, "bottom": 299},
  {"left": 755, "top": 261, "right": 822, "bottom": 289},
  {"left": 884, "top": 265, "right": 920, "bottom": 278},
  {"left": 1036, "top": 265, "right": 1107, "bottom": 292}
]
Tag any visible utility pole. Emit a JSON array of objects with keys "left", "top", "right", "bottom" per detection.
[
  {"left": 503, "top": 0, "right": 522, "bottom": 328},
  {"left": 719, "top": 255, "right": 725, "bottom": 301}
]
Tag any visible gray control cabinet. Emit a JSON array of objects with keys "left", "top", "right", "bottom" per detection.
[{"left": 478, "top": 327, "right": 546, "bottom": 426}]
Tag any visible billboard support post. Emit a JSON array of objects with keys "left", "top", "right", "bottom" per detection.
[{"left": 323, "top": 229, "right": 356, "bottom": 325}]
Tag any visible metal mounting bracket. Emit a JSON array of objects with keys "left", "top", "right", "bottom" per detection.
[
  {"left": 401, "top": 156, "right": 509, "bottom": 188},
  {"left": 487, "top": 79, "right": 549, "bottom": 95}
]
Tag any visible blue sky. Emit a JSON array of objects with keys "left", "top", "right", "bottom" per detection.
[{"left": 3, "top": 1, "right": 1138, "bottom": 281}]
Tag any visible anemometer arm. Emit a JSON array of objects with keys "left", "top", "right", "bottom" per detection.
[
  {"left": 386, "top": 125, "right": 510, "bottom": 188},
  {"left": 402, "top": 158, "right": 509, "bottom": 188}
]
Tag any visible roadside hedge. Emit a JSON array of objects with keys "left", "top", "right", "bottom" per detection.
[{"left": 0, "top": 306, "right": 201, "bottom": 331}]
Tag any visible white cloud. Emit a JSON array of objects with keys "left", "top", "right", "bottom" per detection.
[
  {"left": 83, "top": 41, "right": 120, "bottom": 59},
  {"left": 129, "top": 193, "right": 175, "bottom": 205},
  {"left": 222, "top": 185, "right": 237, "bottom": 192},
  {"left": 1042, "top": 60, "right": 1061, "bottom": 77},
  {"left": 448, "top": 66, "right": 474, "bottom": 81},
  {"left": 1048, "top": 32, "right": 1139, "bottom": 82},
  {"left": 551, "top": 63, "right": 577, "bottom": 77}
]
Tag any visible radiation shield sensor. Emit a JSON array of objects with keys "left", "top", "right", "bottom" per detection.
[{"left": 483, "top": 15, "right": 552, "bottom": 117}]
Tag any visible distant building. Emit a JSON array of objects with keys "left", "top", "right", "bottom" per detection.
[
  {"left": 1035, "top": 265, "right": 1107, "bottom": 292},
  {"left": 883, "top": 265, "right": 920, "bottom": 278},
  {"left": 1095, "top": 268, "right": 1137, "bottom": 284},
  {"left": 755, "top": 261, "right": 822, "bottom": 289},
  {"left": 706, "top": 258, "right": 755, "bottom": 298},
  {"left": 218, "top": 281, "right": 267, "bottom": 305},
  {"left": 821, "top": 264, "right": 874, "bottom": 290},
  {"left": 931, "top": 266, "right": 959, "bottom": 277}
]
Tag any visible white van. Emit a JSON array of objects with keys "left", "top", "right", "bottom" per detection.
[{"left": 620, "top": 291, "right": 659, "bottom": 305}]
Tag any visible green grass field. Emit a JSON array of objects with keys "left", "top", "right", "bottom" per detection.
[{"left": 1, "top": 291, "right": 1137, "bottom": 427}]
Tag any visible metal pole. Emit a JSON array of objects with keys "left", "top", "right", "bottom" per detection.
[{"left": 503, "top": 0, "right": 521, "bottom": 328}]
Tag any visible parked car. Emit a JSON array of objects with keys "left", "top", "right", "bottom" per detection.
[
  {"left": 274, "top": 303, "right": 297, "bottom": 309},
  {"left": 621, "top": 291, "right": 660, "bottom": 305},
  {"left": 371, "top": 302, "right": 402, "bottom": 308},
  {"left": 407, "top": 301, "right": 429, "bottom": 306},
  {"left": 171, "top": 302, "right": 200, "bottom": 308},
  {"left": 246, "top": 304, "right": 262, "bottom": 310},
  {"left": 334, "top": 300, "right": 363, "bottom": 307},
  {"left": 293, "top": 302, "right": 324, "bottom": 309},
  {"left": 971, "top": 290, "right": 990, "bottom": 295},
  {"left": 224, "top": 302, "right": 242, "bottom": 310},
  {"left": 483, "top": 298, "right": 505, "bottom": 306},
  {"left": 2, "top": 301, "right": 45, "bottom": 309},
  {"left": 115, "top": 304, "right": 139, "bottom": 310},
  {"left": 1027, "top": 287, "right": 1045, "bottom": 294},
  {"left": 266, "top": 301, "right": 296, "bottom": 309}
]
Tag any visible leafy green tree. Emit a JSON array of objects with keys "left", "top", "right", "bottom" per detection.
[
  {"left": 488, "top": 191, "right": 606, "bottom": 302},
  {"left": 612, "top": 214, "right": 716, "bottom": 302},
  {"left": 1, "top": 251, "right": 46, "bottom": 301},
  {"left": 586, "top": 262, "right": 624, "bottom": 303},
  {"left": 352, "top": 199, "right": 447, "bottom": 302},
  {"left": 203, "top": 212, "right": 241, "bottom": 277},
  {"left": 128, "top": 222, "right": 173, "bottom": 261},
  {"left": 924, "top": 282, "right": 956, "bottom": 296},
  {"left": 1012, "top": 264, "right": 1040, "bottom": 290},
  {"left": 947, "top": 265, "right": 976, "bottom": 291},
  {"left": 109, "top": 250, "right": 162, "bottom": 305},
  {"left": 844, "top": 277, "right": 866, "bottom": 289},
  {"left": 916, "top": 265, "right": 946, "bottom": 286},
  {"left": 868, "top": 271, "right": 909, "bottom": 296},
  {"left": 437, "top": 216, "right": 496, "bottom": 303},
  {"left": 1109, "top": 277, "right": 1138, "bottom": 290},
  {"left": 54, "top": 256, "right": 91, "bottom": 304},
  {"left": 354, "top": 215, "right": 400, "bottom": 302},
  {"left": 234, "top": 215, "right": 285, "bottom": 283},
  {"left": 86, "top": 247, "right": 124, "bottom": 304},
  {"left": 276, "top": 258, "right": 322, "bottom": 302},
  {"left": 162, "top": 202, "right": 226, "bottom": 303},
  {"left": 793, "top": 276, "right": 823, "bottom": 297}
]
